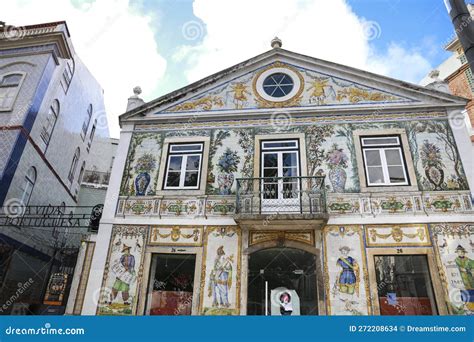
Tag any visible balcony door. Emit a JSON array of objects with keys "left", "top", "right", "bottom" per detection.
[{"left": 261, "top": 140, "right": 300, "bottom": 212}]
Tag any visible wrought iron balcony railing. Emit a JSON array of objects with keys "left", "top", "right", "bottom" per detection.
[{"left": 235, "top": 176, "right": 326, "bottom": 215}]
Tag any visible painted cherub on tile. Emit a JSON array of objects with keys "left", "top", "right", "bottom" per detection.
[
  {"left": 229, "top": 82, "right": 251, "bottom": 109},
  {"left": 307, "top": 77, "right": 335, "bottom": 105}
]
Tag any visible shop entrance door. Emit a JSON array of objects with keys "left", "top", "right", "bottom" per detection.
[
  {"left": 247, "top": 247, "right": 318, "bottom": 315},
  {"left": 146, "top": 253, "right": 196, "bottom": 315}
]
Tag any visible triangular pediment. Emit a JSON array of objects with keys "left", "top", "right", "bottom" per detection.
[{"left": 120, "top": 49, "right": 467, "bottom": 121}]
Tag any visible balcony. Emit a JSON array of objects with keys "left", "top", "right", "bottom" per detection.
[
  {"left": 235, "top": 176, "right": 328, "bottom": 224},
  {"left": 81, "top": 170, "right": 110, "bottom": 187}
]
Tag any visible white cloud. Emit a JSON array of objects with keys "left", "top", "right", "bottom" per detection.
[
  {"left": 176, "top": 0, "right": 432, "bottom": 85},
  {"left": 367, "top": 43, "right": 433, "bottom": 83},
  {"left": 3, "top": 0, "right": 166, "bottom": 138}
]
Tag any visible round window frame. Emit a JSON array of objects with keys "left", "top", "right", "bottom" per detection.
[
  {"left": 261, "top": 73, "right": 294, "bottom": 98},
  {"left": 253, "top": 65, "right": 304, "bottom": 104}
]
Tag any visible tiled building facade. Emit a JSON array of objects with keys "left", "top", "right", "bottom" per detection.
[
  {"left": 0, "top": 22, "right": 111, "bottom": 314},
  {"left": 80, "top": 42, "right": 474, "bottom": 316}
]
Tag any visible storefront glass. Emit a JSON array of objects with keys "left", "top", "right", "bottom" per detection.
[
  {"left": 247, "top": 247, "right": 318, "bottom": 315},
  {"left": 374, "top": 255, "right": 437, "bottom": 315},
  {"left": 146, "top": 254, "right": 196, "bottom": 315}
]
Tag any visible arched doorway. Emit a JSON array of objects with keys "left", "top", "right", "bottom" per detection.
[{"left": 247, "top": 247, "right": 318, "bottom": 315}]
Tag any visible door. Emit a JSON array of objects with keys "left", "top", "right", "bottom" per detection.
[
  {"left": 146, "top": 254, "right": 196, "bottom": 315},
  {"left": 261, "top": 140, "right": 300, "bottom": 212},
  {"left": 247, "top": 248, "right": 318, "bottom": 315},
  {"left": 374, "top": 255, "right": 438, "bottom": 315}
]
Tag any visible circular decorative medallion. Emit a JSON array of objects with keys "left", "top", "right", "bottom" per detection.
[{"left": 253, "top": 63, "right": 304, "bottom": 107}]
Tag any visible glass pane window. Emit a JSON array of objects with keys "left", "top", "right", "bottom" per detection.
[
  {"left": 262, "top": 140, "right": 298, "bottom": 150},
  {"left": 361, "top": 136, "right": 408, "bottom": 186},
  {"left": 374, "top": 255, "right": 438, "bottom": 315},
  {"left": 164, "top": 143, "right": 203, "bottom": 189},
  {"left": 170, "top": 144, "right": 203, "bottom": 153},
  {"left": 68, "top": 148, "right": 80, "bottom": 182},
  {"left": 146, "top": 254, "right": 196, "bottom": 315},
  {"left": 0, "top": 73, "right": 24, "bottom": 110},
  {"left": 361, "top": 137, "right": 399, "bottom": 146},
  {"left": 41, "top": 100, "right": 60, "bottom": 147},
  {"left": 262, "top": 73, "right": 294, "bottom": 97},
  {"left": 21, "top": 167, "right": 36, "bottom": 206},
  {"left": 261, "top": 140, "right": 300, "bottom": 204},
  {"left": 81, "top": 104, "right": 93, "bottom": 138}
]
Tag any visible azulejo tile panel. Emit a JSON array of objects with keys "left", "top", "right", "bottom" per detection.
[
  {"left": 148, "top": 226, "right": 203, "bottom": 246},
  {"left": 159, "top": 61, "right": 413, "bottom": 113},
  {"left": 116, "top": 191, "right": 472, "bottom": 219},
  {"left": 124, "top": 118, "right": 469, "bottom": 199},
  {"left": 200, "top": 226, "right": 241, "bottom": 315},
  {"left": 431, "top": 223, "right": 474, "bottom": 315},
  {"left": 326, "top": 191, "right": 473, "bottom": 216},
  {"left": 97, "top": 225, "right": 147, "bottom": 316},
  {"left": 249, "top": 230, "right": 315, "bottom": 246},
  {"left": 365, "top": 224, "right": 430, "bottom": 247},
  {"left": 116, "top": 196, "right": 235, "bottom": 218},
  {"left": 120, "top": 132, "right": 163, "bottom": 196},
  {"left": 323, "top": 225, "right": 371, "bottom": 315}
]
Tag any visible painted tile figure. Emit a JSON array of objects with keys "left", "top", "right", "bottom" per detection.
[
  {"left": 455, "top": 245, "right": 474, "bottom": 290},
  {"left": 335, "top": 246, "right": 359, "bottom": 296},
  {"left": 230, "top": 83, "right": 251, "bottom": 109},
  {"left": 110, "top": 244, "right": 136, "bottom": 305},
  {"left": 208, "top": 246, "right": 233, "bottom": 307}
]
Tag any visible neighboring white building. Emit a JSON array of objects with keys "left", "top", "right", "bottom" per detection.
[
  {"left": 0, "top": 21, "right": 112, "bottom": 315},
  {"left": 77, "top": 39, "right": 473, "bottom": 317}
]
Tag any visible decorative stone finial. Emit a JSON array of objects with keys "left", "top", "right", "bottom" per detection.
[
  {"left": 127, "top": 86, "right": 145, "bottom": 112},
  {"left": 133, "top": 86, "right": 142, "bottom": 96},
  {"left": 426, "top": 69, "right": 451, "bottom": 94},
  {"left": 429, "top": 69, "right": 440, "bottom": 80},
  {"left": 271, "top": 37, "right": 282, "bottom": 49}
]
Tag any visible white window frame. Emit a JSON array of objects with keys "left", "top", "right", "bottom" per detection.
[
  {"left": 260, "top": 139, "right": 300, "bottom": 209},
  {"left": 361, "top": 136, "right": 409, "bottom": 187},
  {"left": 163, "top": 143, "right": 203, "bottom": 190},
  {"left": 0, "top": 72, "right": 26, "bottom": 112},
  {"left": 261, "top": 139, "right": 299, "bottom": 150}
]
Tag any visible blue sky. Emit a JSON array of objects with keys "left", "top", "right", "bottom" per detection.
[
  {"left": 129, "top": 0, "right": 456, "bottom": 96},
  {"left": 3, "top": 0, "right": 459, "bottom": 137}
]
